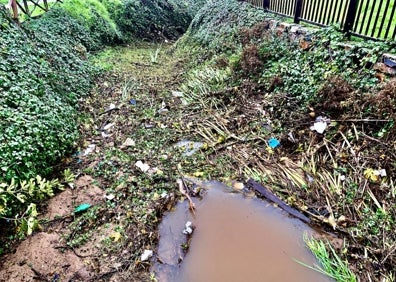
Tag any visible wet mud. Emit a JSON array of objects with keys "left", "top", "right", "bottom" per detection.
[{"left": 154, "top": 182, "right": 332, "bottom": 282}]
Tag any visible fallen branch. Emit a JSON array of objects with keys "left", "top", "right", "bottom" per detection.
[
  {"left": 247, "top": 179, "right": 311, "bottom": 224},
  {"left": 333, "top": 119, "right": 390, "bottom": 122},
  {"left": 99, "top": 107, "right": 120, "bottom": 116},
  {"left": 176, "top": 179, "right": 195, "bottom": 214}
]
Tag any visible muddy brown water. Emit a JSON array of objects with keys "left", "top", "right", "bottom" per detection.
[{"left": 154, "top": 181, "right": 332, "bottom": 282}]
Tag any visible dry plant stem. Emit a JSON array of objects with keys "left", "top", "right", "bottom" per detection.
[
  {"left": 176, "top": 179, "right": 195, "bottom": 214},
  {"left": 333, "top": 119, "right": 390, "bottom": 122}
]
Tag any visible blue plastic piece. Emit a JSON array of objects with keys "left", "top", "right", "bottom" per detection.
[
  {"left": 129, "top": 99, "right": 137, "bottom": 105},
  {"left": 384, "top": 57, "right": 396, "bottom": 68},
  {"left": 268, "top": 138, "right": 280, "bottom": 148},
  {"left": 74, "top": 203, "right": 91, "bottom": 213}
]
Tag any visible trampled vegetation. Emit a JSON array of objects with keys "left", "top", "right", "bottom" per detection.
[{"left": 0, "top": 0, "right": 395, "bottom": 281}]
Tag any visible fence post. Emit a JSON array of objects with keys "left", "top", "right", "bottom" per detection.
[
  {"left": 294, "top": 0, "right": 303, "bottom": 24},
  {"left": 263, "top": 0, "right": 269, "bottom": 10},
  {"left": 343, "top": 0, "right": 358, "bottom": 35}
]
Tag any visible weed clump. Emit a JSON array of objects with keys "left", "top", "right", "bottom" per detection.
[
  {"left": 316, "top": 76, "right": 355, "bottom": 116},
  {"left": 240, "top": 45, "right": 263, "bottom": 76},
  {"left": 365, "top": 78, "right": 396, "bottom": 118}
]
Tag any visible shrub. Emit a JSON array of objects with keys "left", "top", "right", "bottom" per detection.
[
  {"left": 184, "top": 0, "right": 267, "bottom": 52},
  {"left": 0, "top": 6, "right": 97, "bottom": 183},
  {"left": 116, "top": 0, "right": 198, "bottom": 40},
  {"left": 60, "top": 0, "right": 121, "bottom": 46}
]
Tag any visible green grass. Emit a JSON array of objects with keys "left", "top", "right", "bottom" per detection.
[
  {"left": 354, "top": 0, "right": 396, "bottom": 39},
  {"left": 297, "top": 234, "right": 357, "bottom": 282},
  {"left": 247, "top": 0, "right": 396, "bottom": 40}
]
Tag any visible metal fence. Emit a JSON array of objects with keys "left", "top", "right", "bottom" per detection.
[
  {"left": 5, "top": 0, "right": 62, "bottom": 21},
  {"left": 245, "top": 0, "right": 396, "bottom": 41}
]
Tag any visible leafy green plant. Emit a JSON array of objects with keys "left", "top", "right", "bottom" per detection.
[
  {"left": 149, "top": 44, "right": 162, "bottom": 64},
  {"left": 0, "top": 175, "right": 65, "bottom": 235},
  {"left": 179, "top": 65, "right": 231, "bottom": 106}
]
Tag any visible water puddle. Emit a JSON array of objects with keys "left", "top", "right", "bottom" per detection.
[{"left": 154, "top": 181, "right": 331, "bottom": 282}]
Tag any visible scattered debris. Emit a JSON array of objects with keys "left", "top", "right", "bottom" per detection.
[
  {"left": 120, "top": 137, "right": 135, "bottom": 148},
  {"left": 177, "top": 179, "right": 195, "bottom": 213},
  {"left": 158, "top": 101, "right": 169, "bottom": 115},
  {"left": 268, "top": 138, "right": 280, "bottom": 148},
  {"left": 140, "top": 250, "right": 153, "bottom": 262},
  {"left": 172, "top": 91, "right": 184, "bottom": 97},
  {"left": 83, "top": 144, "right": 96, "bottom": 156},
  {"left": 310, "top": 116, "right": 329, "bottom": 134},
  {"left": 104, "top": 194, "right": 115, "bottom": 201},
  {"left": 101, "top": 104, "right": 120, "bottom": 115},
  {"left": 107, "top": 104, "right": 116, "bottom": 111},
  {"left": 103, "top": 123, "right": 114, "bottom": 131},
  {"left": 182, "top": 221, "right": 194, "bottom": 235},
  {"left": 74, "top": 203, "right": 91, "bottom": 214},
  {"left": 110, "top": 232, "right": 122, "bottom": 242},
  {"left": 247, "top": 180, "right": 311, "bottom": 224},
  {"left": 364, "top": 168, "right": 387, "bottom": 182},
  {"left": 176, "top": 140, "right": 204, "bottom": 156},
  {"left": 135, "top": 161, "right": 150, "bottom": 173},
  {"left": 233, "top": 182, "right": 244, "bottom": 190}
]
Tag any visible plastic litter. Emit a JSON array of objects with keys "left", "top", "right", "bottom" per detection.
[
  {"left": 83, "top": 144, "right": 96, "bottom": 156},
  {"left": 141, "top": 249, "right": 153, "bottom": 261},
  {"left": 268, "top": 138, "right": 280, "bottom": 148},
  {"left": 182, "top": 221, "right": 193, "bottom": 235},
  {"left": 176, "top": 140, "right": 204, "bottom": 156},
  {"left": 158, "top": 101, "right": 169, "bottom": 114},
  {"left": 104, "top": 194, "right": 115, "bottom": 201},
  {"left": 106, "top": 103, "right": 116, "bottom": 111},
  {"left": 74, "top": 203, "right": 91, "bottom": 213},
  {"left": 172, "top": 91, "right": 184, "bottom": 97},
  {"left": 120, "top": 138, "right": 135, "bottom": 148},
  {"left": 103, "top": 123, "right": 114, "bottom": 131},
  {"left": 310, "top": 116, "right": 329, "bottom": 134},
  {"left": 135, "top": 160, "right": 150, "bottom": 173}
]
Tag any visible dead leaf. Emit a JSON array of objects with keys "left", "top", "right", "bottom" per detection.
[
  {"left": 364, "top": 168, "right": 379, "bottom": 182},
  {"left": 110, "top": 232, "right": 122, "bottom": 242},
  {"left": 120, "top": 138, "right": 135, "bottom": 148}
]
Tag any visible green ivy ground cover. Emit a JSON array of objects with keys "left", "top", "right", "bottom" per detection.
[
  {"left": 0, "top": 0, "right": 206, "bottom": 229},
  {"left": 0, "top": 7, "right": 98, "bottom": 183}
]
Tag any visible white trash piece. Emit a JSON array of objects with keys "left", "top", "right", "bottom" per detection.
[{"left": 140, "top": 249, "right": 153, "bottom": 261}]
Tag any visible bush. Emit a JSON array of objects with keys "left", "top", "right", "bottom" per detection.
[
  {"left": 116, "top": 0, "right": 201, "bottom": 40},
  {"left": 61, "top": 0, "right": 122, "bottom": 46},
  {"left": 184, "top": 0, "right": 267, "bottom": 52},
  {"left": 0, "top": 6, "right": 97, "bottom": 183}
]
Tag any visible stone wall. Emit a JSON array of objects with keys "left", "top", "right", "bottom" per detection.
[{"left": 258, "top": 18, "right": 396, "bottom": 76}]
